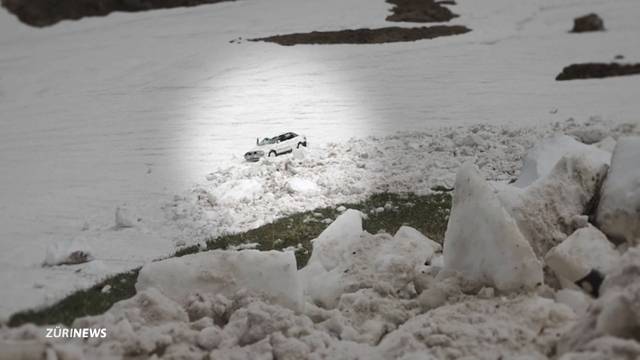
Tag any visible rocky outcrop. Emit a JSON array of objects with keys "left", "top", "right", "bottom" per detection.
[{"left": 571, "top": 13, "right": 604, "bottom": 33}]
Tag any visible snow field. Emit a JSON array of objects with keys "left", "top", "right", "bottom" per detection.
[{"left": 2, "top": 0, "right": 640, "bottom": 319}]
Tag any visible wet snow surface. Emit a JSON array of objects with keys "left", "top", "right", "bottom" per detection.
[{"left": 1, "top": 0, "right": 640, "bottom": 331}]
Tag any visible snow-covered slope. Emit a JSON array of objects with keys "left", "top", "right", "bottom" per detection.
[{"left": 1, "top": 0, "right": 639, "bottom": 318}]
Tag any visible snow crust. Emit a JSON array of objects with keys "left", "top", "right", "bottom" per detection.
[{"left": 596, "top": 137, "right": 640, "bottom": 245}]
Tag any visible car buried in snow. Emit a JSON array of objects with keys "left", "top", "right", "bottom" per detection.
[{"left": 244, "top": 132, "right": 307, "bottom": 162}]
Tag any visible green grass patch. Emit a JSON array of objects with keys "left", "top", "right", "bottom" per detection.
[{"left": 8, "top": 191, "right": 451, "bottom": 327}]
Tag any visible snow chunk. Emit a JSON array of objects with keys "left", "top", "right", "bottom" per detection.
[
  {"left": 210, "top": 179, "right": 263, "bottom": 206},
  {"left": 545, "top": 225, "right": 620, "bottom": 286},
  {"left": 594, "top": 136, "right": 617, "bottom": 153},
  {"left": 498, "top": 154, "right": 609, "bottom": 259},
  {"left": 136, "top": 250, "right": 303, "bottom": 312},
  {"left": 514, "top": 135, "right": 611, "bottom": 188},
  {"left": 115, "top": 206, "right": 135, "bottom": 228},
  {"left": 43, "top": 240, "right": 93, "bottom": 267},
  {"left": 555, "top": 289, "right": 591, "bottom": 317},
  {"left": 559, "top": 247, "right": 640, "bottom": 358},
  {"left": 286, "top": 177, "right": 321, "bottom": 195},
  {"left": 304, "top": 209, "right": 363, "bottom": 271},
  {"left": 443, "top": 163, "right": 543, "bottom": 292},
  {"left": 596, "top": 137, "right": 640, "bottom": 245}
]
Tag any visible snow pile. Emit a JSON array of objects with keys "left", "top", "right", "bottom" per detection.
[
  {"left": 136, "top": 250, "right": 303, "bottom": 312},
  {"left": 513, "top": 134, "right": 611, "bottom": 188},
  {"left": 299, "top": 210, "right": 438, "bottom": 308},
  {"left": 497, "top": 153, "right": 609, "bottom": 259},
  {"left": 596, "top": 137, "right": 640, "bottom": 245},
  {"left": 443, "top": 162, "right": 543, "bottom": 292}
]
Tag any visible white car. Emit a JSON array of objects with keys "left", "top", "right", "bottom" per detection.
[{"left": 244, "top": 132, "right": 307, "bottom": 162}]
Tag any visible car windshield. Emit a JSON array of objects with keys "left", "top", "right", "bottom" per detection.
[{"left": 258, "top": 137, "right": 277, "bottom": 145}]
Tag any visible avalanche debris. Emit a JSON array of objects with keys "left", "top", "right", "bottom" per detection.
[{"left": 596, "top": 137, "right": 640, "bottom": 246}]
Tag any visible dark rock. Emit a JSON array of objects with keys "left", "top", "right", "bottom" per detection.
[
  {"left": 571, "top": 13, "right": 604, "bottom": 33},
  {"left": 386, "top": 0, "right": 458, "bottom": 23},
  {"left": 556, "top": 63, "right": 640, "bottom": 81},
  {"left": 251, "top": 25, "right": 471, "bottom": 46},
  {"left": 2, "top": 0, "right": 233, "bottom": 27}
]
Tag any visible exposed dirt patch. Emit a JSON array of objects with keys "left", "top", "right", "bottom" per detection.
[
  {"left": 556, "top": 63, "right": 640, "bottom": 80},
  {"left": 386, "top": 0, "right": 458, "bottom": 23},
  {"left": 251, "top": 25, "right": 470, "bottom": 46},
  {"left": 2, "top": 0, "right": 232, "bottom": 27}
]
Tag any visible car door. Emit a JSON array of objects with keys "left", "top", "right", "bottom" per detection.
[{"left": 277, "top": 133, "right": 294, "bottom": 154}]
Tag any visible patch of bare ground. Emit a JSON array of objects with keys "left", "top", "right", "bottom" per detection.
[
  {"left": 1, "top": 0, "right": 232, "bottom": 27},
  {"left": 556, "top": 63, "right": 640, "bottom": 81},
  {"left": 250, "top": 25, "right": 470, "bottom": 46},
  {"left": 386, "top": 0, "right": 458, "bottom": 23}
]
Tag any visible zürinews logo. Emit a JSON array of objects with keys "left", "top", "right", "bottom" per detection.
[{"left": 46, "top": 327, "right": 107, "bottom": 339}]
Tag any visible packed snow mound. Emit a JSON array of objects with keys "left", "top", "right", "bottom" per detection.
[
  {"left": 497, "top": 154, "right": 609, "bottom": 260},
  {"left": 443, "top": 162, "right": 543, "bottom": 292},
  {"left": 208, "top": 179, "right": 264, "bottom": 206},
  {"left": 136, "top": 250, "right": 303, "bottom": 312},
  {"left": 286, "top": 177, "right": 321, "bottom": 195},
  {"left": 300, "top": 211, "right": 435, "bottom": 308},
  {"left": 558, "top": 247, "right": 640, "bottom": 359},
  {"left": 514, "top": 135, "right": 611, "bottom": 188},
  {"left": 545, "top": 225, "right": 621, "bottom": 289},
  {"left": 596, "top": 137, "right": 640, "bottom": 245}
]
